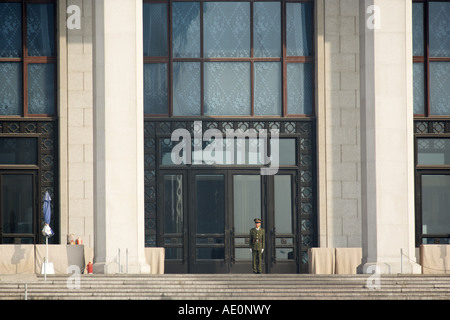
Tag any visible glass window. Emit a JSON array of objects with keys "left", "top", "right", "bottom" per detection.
[
  {"left": 421, "top": 175, "right": 450, "bottom": 235},
  {"left": 27, "top": 4, "right": 56, "bottom": 57},
  {"left": 0, "top": 138, "right": 38, "bottom": 165},
  {"left": 0, "top": 3, "right": 22, "bottom": 58},
  {"left": 274, "top": 139, "right": 297, "bottom": 165},
  {"left": 233, "top": 175, "right": 261, "bottom": 234},
  {"left": 413, "top": 1, "right": 450, "bottom": 116},
  {"left": 287, "top": 63, "right": 313, "bottom": 115},
  {"left": 430, "top": 62, "right": 450, "bottom": 115},
  {"left": 204, "top": 62, "right": 251, "bottom": 116},
  {"left": 28, "top": 63, "right": 55, "bottom": 115},
  {"left": 172, "top": 2, "right": 200, "bottom": 58},
  {"left": 429, "top": 2, "right": 450, "bottom": 58},
  {"left": 276, "top": 248, "right": 294, "bottom": 260},
  {"left": 413, "top": 63, "right": 425, "bottom": 115},
  {"left": 274, "top": 175, "right": 293, "bottom": 234},
  {"left": 0, "top": 1, "right": 56, "bottom": 117},
  {"left": 143, "top": 3, "right": 168, "bottom": 57},
  {"left": 0, "top": 63, "right": 22, "bottom": 115},
  {"left": 254, "top": 62, "right": 282, "bottom": 115},
  {"left": 173, "top": 62, "right": 201, "bottom": 116},
  {"left": 1, "top": 175, "right": 34, "bottom": 234},
  {"left": 144, "top": 63, "right": 168, "bottom": 115},
  {"left": 286, "top": 2, "right": 313, "bottom": 57},
  {"left": 195, "top": 174, "right": 225, "bottom": 234},
  {"left": 254, "top": 2, "right": 281, "bottom": 58},
  {"left": 163, "top": 175, "right": 183, "bottom": 234},
  {"left": 413, "top": 2, "right": 424, "bottom": 56},
  {"left": 143, "top": 0, "right": 314, "bottom": 116},
  {"left": 418, "top": 138, "right": 450, "bottom": 165},
  {"left": 204, "top": 2, "right": 250, "bottom": 58},
  {"left": 160, "top": 138, "right": 179, "bottom": 165}
]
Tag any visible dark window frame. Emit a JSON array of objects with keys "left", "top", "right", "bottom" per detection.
[
  {"left": 0, "top": 0, "right": 57, "bottom": 118},
  {"left": 414, "top": 120, "right": 450, "bottom": 245},
  {"left": 143, "top": 0, "right": 315, "bottom": 118},
  {"left": 413, "top": 0, "right": 450, "bottom": 118}
]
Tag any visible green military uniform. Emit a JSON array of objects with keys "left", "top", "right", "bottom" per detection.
[{"left": 250, "top": 218, "right": 265, "bottom": 274}]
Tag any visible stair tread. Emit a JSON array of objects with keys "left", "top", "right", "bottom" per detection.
[{"left": 2, "top": 274, "right": 450, "bottom": 300}]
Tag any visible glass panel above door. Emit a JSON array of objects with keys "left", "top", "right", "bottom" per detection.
[
  {"left": 417, "top": 138, "right": 450, "bottom": 165},
  {"left": 0, "top": 138, "right": 38, "bottom": 165}
]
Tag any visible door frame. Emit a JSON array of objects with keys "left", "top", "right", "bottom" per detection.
[
  {"left": 415, "top": 169, "right": 450, "bottom": 245},
  {"left": 228, "top": 170, "right": 265, "bottom": 273},
  {"left": 158, "top": 168, "right": 300, "bottom": 273},
  {"left": 188, "top": 170, "right": 229, "bottom": 273},
  {"left": 157, "top": 169, "right": 189, "bottom": 273},
  {"left": 265, "top": 170, "right": 299, "bottom": 273}
]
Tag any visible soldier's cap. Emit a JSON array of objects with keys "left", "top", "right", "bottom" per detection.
[{"left": 254, "top": 218, "right": 261, "bottom": 223}]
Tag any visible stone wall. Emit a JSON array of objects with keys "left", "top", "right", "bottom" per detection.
[
  {"left": 59, "top": 0, "right": 94, "bottom": 247},
  {"left": 317, "top": 0, "right": 362, "bottom": 248}
]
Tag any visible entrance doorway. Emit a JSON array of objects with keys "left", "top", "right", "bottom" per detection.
[
  {"left": 0, "top": 171, "right": 37, "bottom": 244},
  {"left": 159, "top": 169, "right": 299, "bottom": 273}
]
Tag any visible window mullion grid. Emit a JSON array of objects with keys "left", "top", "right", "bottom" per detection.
[
  {"left": 425, "top": 0, "right": 430, "bottom": 117},
  {"left": 250, "top": 2, "right": 254, "bottom": 116},
  {"left": 200, "top": 1, "right": 204, "bottom": 116},
  {"left": 165, "top": 0, "right": 310, "bottom": 118},
  {"left": 168, "top": 0, "right": 173, "bottom": 117},
  {"left": 282, "top": 1, "right": 287, "bottom": 117},
  {"left": 22, "top": 0, "right": 28, "bottom": 117},
  {"left": 22, "top": 0, "right": 57, "bottom": 118}
]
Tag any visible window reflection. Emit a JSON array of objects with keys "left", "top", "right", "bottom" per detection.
[{"left": 422, "top": 175, "right": 450, "bottom": 235}]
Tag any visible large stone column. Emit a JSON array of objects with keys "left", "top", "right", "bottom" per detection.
[
  {"left": 92, "top": 0, "right": 149, "bottom": 274},
  {"left": 359, "top": 0, "right": 420, "bottom": 274}
]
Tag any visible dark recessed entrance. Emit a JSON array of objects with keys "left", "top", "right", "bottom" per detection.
[
  {"left": 160, "top": 169, "right": 299, "bottom": 273},
  {"left": 144, "top": 119, "right": 316, "bottom": 274}
]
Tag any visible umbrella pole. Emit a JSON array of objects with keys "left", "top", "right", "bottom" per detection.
[{"left": 45, "top": 236, "right": 48, "bottom": 281}]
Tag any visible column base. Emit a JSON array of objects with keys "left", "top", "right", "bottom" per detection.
[{"left": 358, "top": 261, "right": 422, "bottom": 274}]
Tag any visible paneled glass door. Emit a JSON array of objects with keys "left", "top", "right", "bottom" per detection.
[
  {"left": 158, "top": 169, "right": 298, "bottom": 273},
  {"left": 0, "top": 172, "right": 37, "bottom": 244},
  {"left": 267, "top": 173, "right": 298, "bottom": 273},
  {"left": 231, "top": 174, "right": 262, "bottom": 273},
  {"left": 189, "top": 173, "right": 228, "bottom": 273}
]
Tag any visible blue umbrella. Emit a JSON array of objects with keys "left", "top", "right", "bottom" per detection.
[
  {"left": 42, "top": 191, "right": 54, "bottom": 280},
  {"left": 42, "top": 192, "right": 54, "bottom": 237}
]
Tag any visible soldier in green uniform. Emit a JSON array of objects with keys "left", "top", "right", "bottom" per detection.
[{"left": 250, "top": 218, "right": 265, "bottom": 274}]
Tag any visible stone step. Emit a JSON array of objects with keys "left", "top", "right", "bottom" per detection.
[{"left": 2, "top": 274, "right": 450, "bottom": 300}]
